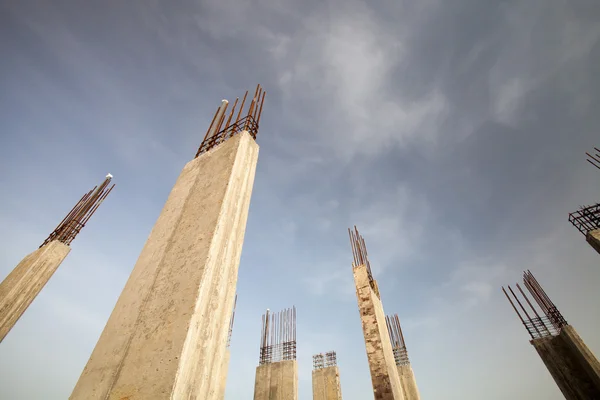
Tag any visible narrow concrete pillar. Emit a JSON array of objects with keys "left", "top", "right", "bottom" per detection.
[
  {"left": 353, "top": 264, "right": 404, "bottom": 400},
  {"left": 253, "top": 360, "right": 298, "bottom": 400},
  {"left": 312, "top": 366, "right": 342, "bottom": 400},
  {"left": 0, "top": 240, "right": 70, "bottom": 342},
  {"left": 396, "top": 365, "right": 420, "bottom": 400},
  {"left": 70, "top": 131, "right": 259, "bottom": 400},
  {"left": 218, "top": 349, "right": 231, "bottom": 399},
  {"left": 585, "top": 229, "right": 600, "bottom": 254},
  {"left": 532, "top": 328, "right": 600, "bottom": 400}
]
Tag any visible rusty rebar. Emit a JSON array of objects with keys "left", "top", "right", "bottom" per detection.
[
  {"left": 586, "top": 147, "right": 600, "bottom": 170},
  {"left": 258, "top": 306, "right": 296, "bottom": 365},
  {"left": 348, "top": 226, "right": 374, "bottom": 282}
]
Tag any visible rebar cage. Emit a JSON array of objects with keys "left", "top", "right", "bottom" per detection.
[{"left": 568, "top": 203, "right": 600, "bottom": 236}]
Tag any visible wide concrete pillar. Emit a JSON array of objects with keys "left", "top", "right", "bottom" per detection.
[
  {"left": 218, "top": 349, "right": 231, "bottom": 399},
  {"left": 253, "top": 360, "right": 298, "bottom": 400},
  {"left": 396, "top": 365, "right": 420, "bottom": 400},
  {"left": 585, "top": 229, "right": 600, "bottom": 254},
  {"left": 532, "top": 327, "right": 600, "bottom": 400},
  {"left": 353, "top": 264, "right": 404, "bottom": 400},
  {"left": 70, "top": 131, "right": 259, "bottom": 400},
  {"left": 0, "top": 240, "right": 70, "bottom": 342},
  {"left": 312, "top": 366, "right": 342, "bottom": 400}
]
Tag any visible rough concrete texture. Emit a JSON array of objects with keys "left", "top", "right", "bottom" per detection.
[
  {"left": 586, "top": 229, "right": 600, "bottom": 255},
  {"left": 353, "top": 264, "right": 405, "bottom": 400},
  {"left": 561, "top": 326, "right": 600, "bottom": 391},
  {"left": 218, "top": 349, "right": 231, "bottom": 399},
  {"left": 0, "top": 240, "right": 70, "bottom": 342},
  {"left": 396, "top": 365, "right": 420, "bottom": 400},
  {"left": 312, "top": 366, "right": 342, "bottom": 400},
  {"left": 70, "top": 132, "right": 259, "bottom": 400},
  {"left": 532, "top": 329, "right": 600, "bottom": 399},
  {"left": 253, "top": 360, "right": 298, "bottom": 400}
]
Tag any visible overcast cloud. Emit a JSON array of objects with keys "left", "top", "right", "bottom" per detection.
[{"left": 0, "top": 0, "right": 599, "bottom": 399}]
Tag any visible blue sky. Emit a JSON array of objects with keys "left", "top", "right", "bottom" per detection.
[{"left": 0, "top": 0, "right": 599, "bottom": 399}]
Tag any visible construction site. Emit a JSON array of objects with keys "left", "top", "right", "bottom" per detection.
[{"left": 0, "top": 85, "right": 598, "bottom": 400}]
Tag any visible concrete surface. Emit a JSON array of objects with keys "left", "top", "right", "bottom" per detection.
[
  {"left": 0, "top": 240, "right": 70, "bottom": 342},
  {"left": 70, "top": 131, "right": 259, "bottom": 400},
  {"left": 218, "top": 349, "right": 231, "bottom": 399},
  {"left": 253, "top": 360, "right": 298, "bottom": 400},
  {"left": 353, "top": 264, "right": 404, "bottom": 400},
  {"left": 586, "top": 229, "right": 600, "bottom": 255},
  {"left": 532, "top": 328, "right": 600, "bottom": 399},
  {"left": 396, "top": 365, "right": 420, "bottom": 400},
  {"left": 312, "top": 366, "right": 342, "bottom": 400}
]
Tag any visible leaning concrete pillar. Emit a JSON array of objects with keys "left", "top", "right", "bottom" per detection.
[
  {"left": 349, "top": 227, "right": 404, "bottom": 400},
  {"left": 385, "top": 314, "right": 420, "bottom": 400},
  {"left": 0, "top": 174, "right": 114, "bottom": 343},
  {"left": 70, "top": 87, "right": 265, "bottom": 400}
]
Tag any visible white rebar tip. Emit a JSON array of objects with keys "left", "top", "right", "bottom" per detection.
[{"left": 106, "top": 173, "right": 113, "bottom": 179}]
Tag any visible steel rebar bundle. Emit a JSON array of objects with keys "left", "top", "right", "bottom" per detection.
[
  {"left": 258, "top": 306, "right": 296, "bottom": 365},
  {"left": 312, "top": 351, "right": 337, "bottom": 370},
  {"left": 348, "top": 225, "right": 373, "bottom": 282},
  {"left": 568, "top": 203, "right": 600, "bottom": 236},
  {"left": 386, "top": 314, "right": 410, "bottom": 366},
  {"left": 502, "top": 270, "right": 568, "bottom": 340},
  {"left": 195, "top": 85, "right": 266, "bottom": 157},
  {"left": 40, "top": 174, "right": 115, "bottom": 248}
]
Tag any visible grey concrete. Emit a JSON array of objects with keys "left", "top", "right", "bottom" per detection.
[
  {"left": 353, "top": 264, "right": 404, "bottom": 400},
  {"left": 312, "top": 366, "right": 342, "bottom": 400},
  {"left": 0, "top": 240, "right": 70, "bottom": 342},
  {"left": 253, "top": 360, "right": 298, "bottom": 400},
  {"left": 70, "top": 132, "right": 259, "bottom": 400}
]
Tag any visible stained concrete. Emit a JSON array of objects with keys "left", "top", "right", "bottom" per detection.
[
  {"left": 218, "top": 349, "right": 231, "bottom": 399},
  {"left": 253, "top": 360, "right": 298, "bottom": 400},
  {"left": 353, "top": 264, "right": 404, "bottom": 400},
  {"left": 312, "top": 366, "right": 342, "bottom": 400},
  {"left": 586, "top": 229, "right": 600, "bottom": 255},
  {"left": 70, "top": 132, "right": 259, "bottom": 400},
  {"left": 532, "top": 327, "right": 600, "bottom": 399},
  {"left": 396, "top": 365, "right": 420, "bottom": 400},
  {"left": 0, "top": 240, "right": 70, "bottom": 342}
]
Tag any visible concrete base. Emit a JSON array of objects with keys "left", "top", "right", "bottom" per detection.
[
  {"left": 253, "top": 360, "right": 298, "bottom": 400},
  {"left": 70, "top": 132, "right": 259, "bottom": 400},
  {"left": 586, "top": 229, "right": 600, "bottom": 255},
  {"left": 396, "top": 365, "right": 420, "bottom": 400},
  {"left": 353, "top": 264, "right": 404, "bottom": 400},
  {"left": 532, "top": 327, "right": 600, "bottom": 399},
  {"left": 0, "top": 240, "right": 70, "bottom": 342},
  {"left": 218, "top": 349, "right": 231, "bottom": 399},
  {"left": 312, "top": 366, "right": 342, "bottom": 400}
]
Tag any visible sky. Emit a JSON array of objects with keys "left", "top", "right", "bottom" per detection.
[{"left": 0, "top": 0, "right": 599, "bottom": 399}]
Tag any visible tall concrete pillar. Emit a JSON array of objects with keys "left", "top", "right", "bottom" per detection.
[
  {"left": 312, "top": 352, "right": 342, "bottom": 400},
  {"left": 0, "top": 174, "right": 114, "bottom": 343},
  {"left": 386, "top": 315, "right": 420, "bottom": 400},
  {"left": 70, "top": 87, "right": 265, "bottom": 400},
  {"left": 254, "top": 360, "right": 299, "bottom": 400},
  {"left": 0, "top": 241, "right": 70, "bottom": 341}
]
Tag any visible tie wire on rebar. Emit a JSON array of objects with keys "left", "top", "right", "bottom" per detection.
[
  {"left": 40, "top": 175, "right": 115, "bottom": 248},
  {"left": 195, "top": 85, "right": 266, "bottom": 157}
]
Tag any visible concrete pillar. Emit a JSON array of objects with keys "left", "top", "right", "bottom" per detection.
[
  {"left": 585, "top": 229, "right": 600, "bottom": 254},
  {"left": 70, "top": 131, "right": 259, "bottom": 400},
  {"left": 396, "top": 365, "right": 420, "bottom": 400},
  {"left": 312, "top": 366, "right": 342, "bottom": 400},
  {"left": 253, "top": 360, "right": 298, "bottom": 400},
  {"left": 353, "top": 264, "right": 404, "bottom": 400},
  {"left": 0, "top": 240, "right": 70, "bottom": 342},
  {"left": 218, "top": 349, "right": 231, "bottom": 399},
  {"left": 531, "top": 327, "right": 600, "bottom": 399}
]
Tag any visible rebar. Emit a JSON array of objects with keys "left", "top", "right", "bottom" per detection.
[
  {"left": 226, "top": 294, "right": 237, "bottom": 348},
  {"left": 586, "top": 147, "right": 600, "bottom": 170},
  {"left": 195, "top": 85, "right": 266, "bottom": 157},
  {"left": 568, "top": 203, "right": 600, "bottom": 236},
  {"left": 502, "top": 270, "right": 567, "bottom": 340},
  {"left": 386, "top": 314, "right": 410, "bottom": 366},
  {"left": 40, "top": 174, "right": 115, "bottom": 248},
  {"left": 312, "top": 351, "right": 337, "bottom": 370},
  {"left": 348, "top": 226, "right": 373, "bottom": 282},
  {"left": 258, "top": 306, "right": 296, "bottom": 365}
]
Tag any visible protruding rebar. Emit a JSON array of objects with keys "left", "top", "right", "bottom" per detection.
[
  {"left": 226, "top": 294, "right": 237, "bottom": 348},
  {"left": 348, "top": 226, "right": 373, "bottom": 282},
  {"left": 258, "top": 306, "right": 296, "bottom": 365},
  {"left": 568, "top": 203, "right": 600, "bottom": 236},
  {"left": 502, "top": 271, "right": 567, "bottom": 339},
  {"left": 40, "top": 174, "right": 115, "bottom": 247},
  {"left": 313, "top": 351, "right": 337, "bottom": 370},
  {"left": 195, "top": 85, "right": 266, "bottom": 157},
  {"left": 386, "top": 314, "right": 410, "bottom": 366},
  {"left": 586, "top": 147, "right": 600, "bottom": 170}
]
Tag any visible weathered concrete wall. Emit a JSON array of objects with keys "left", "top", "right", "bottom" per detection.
[
  {"left": 396, "top": 365, "right": 420, "bottom": 400},
  {"left": 0, "top": 240, "right": 70, "bottom": 342},
  {"left": 253, "top": 360, "right": 298, "bottom": 400},
  {"left": 561, "top": 326, "right": 600, "bottom": 392},
  {"left": 532, "top": 332, "right": 600, "bottom": 400},
  {"left": 312, "top": 366, "right": 342, "bottom": 400},
  {"left": 70, "top": 132, "right": 259, "bottom": 400},
  {"left": 353, "top": 264, "right": 404, "bottom": 400},
  {"left": 218, "top": 349, "right": 231, "bottom": 399},
  {"left": 586, "top": 229, "right": 600, "bottom": 255}
]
